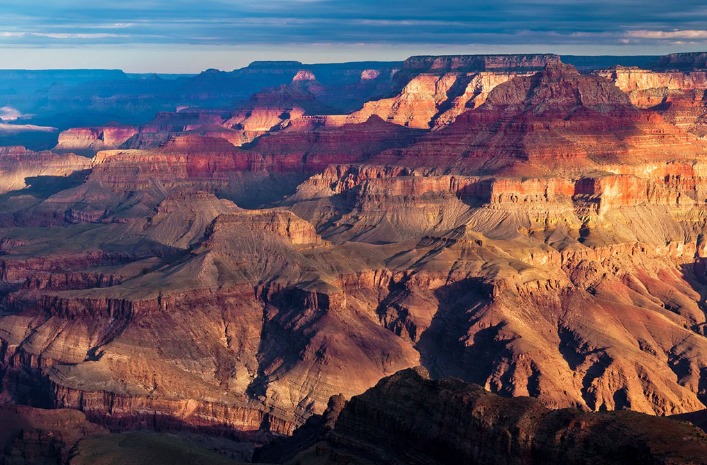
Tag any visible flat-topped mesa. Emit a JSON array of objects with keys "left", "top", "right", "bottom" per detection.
[
  {"left": 54, "top": 125, "right": 140, "bottom": 155},
  {"left": 54, "top": 111, "right": 229, "bottom": 154},
  {"left": 0, "top": 146, "right": 91, "bottom": 193},
  {"left": 401, "top": 53, "right": 562, "bottom": 73},
  {"left": 204, "top": 210, "right": 324, "bottom": 248},
  {"left": 246, "top": 60, "right": 304, "bottom": 69},
  {"left": 653, "top": 52, "right": 707, "bottom": 71}
]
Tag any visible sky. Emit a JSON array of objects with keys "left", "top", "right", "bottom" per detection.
[{"left": 0, "top": 0, "right": 706, "bottom": 72}]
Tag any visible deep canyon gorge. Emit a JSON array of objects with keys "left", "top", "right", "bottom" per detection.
[{"left": 4, "top": 52, "right": 707, "bottom": 464}]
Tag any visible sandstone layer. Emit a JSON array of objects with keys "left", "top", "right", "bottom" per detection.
[{"left": 599, "top": 66, "right": 707, "bottom": 138}]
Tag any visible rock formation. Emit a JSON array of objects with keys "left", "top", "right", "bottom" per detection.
[
  {"left": 653, "top": 53, "right": 707, "bottom": 71},
  {"left": 371, "top": 62, "right": 704, "bottom": 174},
  {"left": 0, "top": 404, "right": 107, "bottom": 464},
  {"left": 598, "top": 66, "right": 707, "bottom": 137},
  {"left": 292, "top": 70, "right": 317, "bottom": 82},
  {"left": 0, "top": 146, "right": 91, "bottom": 193},
  {"left": 258, "top": 367, "right": 707, "bottom": 465},
  {"left": 395, "top": 54, "right": 561, "bottom": 82},
  {"left": 6, "top": 55, "right": 707, "bottom": 456},
  {"left": 341, "top": 71, "right": 529, "bottom": 129}
]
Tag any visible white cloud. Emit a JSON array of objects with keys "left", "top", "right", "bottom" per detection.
[
  {"left": 625, "top": 29, "right": 707, "bottom": 39},
  {"left": 31, "top": 32, "right": 128, "bottom": 39},
  {"left": 0, "top": 106, "right": 23, "bottom": 122},
  {"left": 0, "top": 123, "right": 56, "bottom": 134}
]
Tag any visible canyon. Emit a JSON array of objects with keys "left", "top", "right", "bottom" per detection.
[{"left": 4, "top": 52, "right": 707, "bottom": 462}]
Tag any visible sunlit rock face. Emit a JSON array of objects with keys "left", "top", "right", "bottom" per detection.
[
  {"left": 334, "top": 54, "right": 562, "bottom": 131},
  {"left": 7, "top": 55, "right": 707, "bottom": 448},
  {"left": 0, "top": 146, "right": 90, "bottom": 193}
]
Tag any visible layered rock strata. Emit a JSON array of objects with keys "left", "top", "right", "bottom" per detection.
[{"left": 261, "top": 368, "right": 707, "bottom": 465}]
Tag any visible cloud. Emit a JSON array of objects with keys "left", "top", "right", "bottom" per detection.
[
  {"left": 31, "top": 33, "right": 128, "bottom": 39},
  {"left": 0, "top": 106, "right": 23, "bottom": 121},
  {"left": 1, "top": 0, "right": 707, "bottom": 52},
  {"left": 0, "top": 123, "right": 57, "bottom": 134},
  {"left": 625, "top": 29, "right": 707, "bottom": 39}
]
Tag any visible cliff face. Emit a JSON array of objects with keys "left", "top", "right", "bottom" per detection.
[
  {"left": 0, "top": 198, "right": 421, "bottom": 436},
  {"left": 54, "top": 111, "right": 237, "bottom": 155},
  {"left": 284, "top": 151, "right": 707, "bottom": 417},
  {"left": 333, "top": 55, "right": 561, "bottom": 131},
  {"left": 55, "top": 125, "right": 141, "bottom": 155},
  {"left": 598, "top": 66, "right": 707, "bottom": 137},
  {"left": 85, "top": 116, "right": 421, "bottom": 199},
  {"left": 0, "top": 146, "right": 90, "bottom": 193},
  {"left": 0, "top": 405, "right": 107, "bottom": 465},
  {"left": 654, "top": 52, "right": 707, "bottom": 71},
  {"left": 396, "top": 54, "right": 561, "bottom": 84},
  {"left": 273, "top": 367, "right": 707, "bottom": 465},
  {"left": 340, "top": 71, "right": 529, "bottom": 129},
  {"left": 8, "top": 56, "right": 707, "bottom": 450},
  {"left": 370, "top": 63, "right": 704, "bottom": 175}
]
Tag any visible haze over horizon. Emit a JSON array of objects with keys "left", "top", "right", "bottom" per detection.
[{"left": 1, "top": 0, "right": 707, "bottom": 72}]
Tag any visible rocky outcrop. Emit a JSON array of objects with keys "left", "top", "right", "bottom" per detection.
[
  {"left": 271, "top": 367, "right": 707, "bottom": 465},
  {"left": 0, "top": 404, "right": 107, "bottom": 465},
  {"left": 9, "top": 55, "right": 707, "bottom": 454},
  {"left": 371, "top": 63, "right": 705, "bottom": 175},
  {"left": 340, "top": 71, "right": 529, "bottom": 129},
  {"left": 0, "top": 146, "right": 90, "bottom": 193},
  {"left": 54, "top": 125, "right": 140, "bottom": 155},
  {"left": 654, "top": 53, "right": 707, "bottom": 71},
  {"left": 205, "top": 210, "right": 324, "bottom": 248},
  {"left": 54, "top": 112, "right": 232, "bottom": 155},
  {"left": 292, "top": 70, "right": 316, "bottom": 82},
  {"left": 599, "top": 67, "right": 707, "bottom": 96},
  {"left": 398, "top": 53, "right": 561, "bottom": 76},
  {"left": 87, "top": 116, "right": 421, "bottom": 197},
  {"left": 284, "top": 154, "right": 707, "bottom": 416},
  {"left": 598, "top": 66, "right": 707, "bottom": 137}
]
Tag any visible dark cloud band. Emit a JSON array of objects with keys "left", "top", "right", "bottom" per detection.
[{"left": 1, "top": 0, "right": 706, "bottom": 47}]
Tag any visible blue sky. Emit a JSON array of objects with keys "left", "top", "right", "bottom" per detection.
[{"left": 1, "top": 0, "right": 706, "bottom": 72}]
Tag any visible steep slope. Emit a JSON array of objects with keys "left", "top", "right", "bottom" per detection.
[
  {"left": 0, "top": 205, "right": 420, "bottom": 436},
  {"left": 599, "top": 66, "right": 707, "bottom": 137},
  {"left": 372, "top": 62, "right": 704, "bottom": 175},
  {"left": 261, "top": 367, "right": 707, "bottom": 465},
  {"left": 7, "top": 56, "right": 707, "bottom": 448},
  {"left": 284, "top": 159, "right": 707, "bottom": 415},
  {"left": 0, "top": 405, "right": 107, "bottom": 465},
  {"left": 341, "top": 71, "right": 529, "bottom": 129},
  {"left": 84, "top": 117, "right": 422, "bottom": 207},
  {"left": 331, "top": 54, "right": 562, "bottom": 131},
  {"left": 0, "top": 146, "right": 90, "bottom": 193}
]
